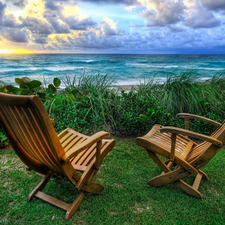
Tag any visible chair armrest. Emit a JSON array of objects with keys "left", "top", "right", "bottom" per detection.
[
  {"left": 61, "top": 131, "right": 110, "bottom": 162},
  {"left": 177, "top": 113, "right": 221, "bottom": 127},
  {"left": 160, "top": 126, "right": 223, "bottom": 146}
]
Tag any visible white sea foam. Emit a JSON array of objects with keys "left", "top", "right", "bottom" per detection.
[
  {"left": 44, "top": 66, "right": 83, "bottom": 71},
  {"left": 84, "top": 60, "right": 95, "bottom": 63},
  {"left": 199, "top": 67, "right": 225, "bottom": 71},
  {"left": 126, "top": 63, "right": 179, "bottom": 69},
  {"left": 0, "top": 67, "right": 40, "bottom": 72}
]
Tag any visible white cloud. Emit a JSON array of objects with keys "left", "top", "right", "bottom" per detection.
[
  {"left": 139, "top": 0, "right": 186, "bottom": 26},
  {"left": 183, "top": 0, "right": 221, "bottom": 28},
  {"left": 100, "top": 17, "right": 125, "bottom": 35}
]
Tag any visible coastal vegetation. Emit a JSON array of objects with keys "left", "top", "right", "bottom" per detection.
[{"left": 1, "top": 72, "right": 225, "bottom": 138}]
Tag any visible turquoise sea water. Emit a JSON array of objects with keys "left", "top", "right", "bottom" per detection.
[{"left": 0, "top": 54, "right": 225, "bottom": 86}]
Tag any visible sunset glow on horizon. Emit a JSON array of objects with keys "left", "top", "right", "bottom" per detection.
[
  {"left": 0, "top": 49, "right": 36, "bottom": 53},
  {"left": 0, "top": 0, "right": 224, "bottom": 54}
]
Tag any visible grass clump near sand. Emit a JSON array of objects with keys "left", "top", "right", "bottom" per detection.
[
  {"left": 1, "top": 139, "right": 225, "bottom": 224},
  {"left": 1, "top": 72, "right": 225, "bottom": 136}
]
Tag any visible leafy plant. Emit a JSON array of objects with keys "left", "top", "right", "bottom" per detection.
[{"left": 0, "top": 131, "right": 8, "bottom": 146}]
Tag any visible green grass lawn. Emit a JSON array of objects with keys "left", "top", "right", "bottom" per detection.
[{"left": 1, "top": 138, "right": 225, "bottom": 224}]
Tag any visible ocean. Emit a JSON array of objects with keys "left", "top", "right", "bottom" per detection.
[{"left": 0, "top": 54, "right": 225, "bottom": 86}]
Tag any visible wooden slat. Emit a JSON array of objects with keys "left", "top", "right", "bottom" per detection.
[
  {"left": 35, "top": 191, "right": 70, "bottom": 211},
  {"left": 1, "top": 104, "right": 37, "bottom": 159},
  {"left": 63, "top": 136, "right": 84, "bottom": 152},
  {"left": 72, "top": 165, "right": 87, "bottom": 172},
  {"left": 21, "top": 107, "right": 59, "bottom": 170},
  {"left": 28, "top": 108, "right": 59, "bottom": 165},
  {"left": 69, "top": 137, "right": 89, "bottom": 163},
  {"left": 61, "top": 134, "right": 77, "bottom": 148},
  {"left": 75, "top": 144, "right": 96, "bottom": 165},
  {"left": 60, "top": 132, "right": 73, "bottom": 144},
  {"left": 6, "top": 105, "right": 44, "bottom": 164}
]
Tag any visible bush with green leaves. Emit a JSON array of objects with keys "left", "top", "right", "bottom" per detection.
[
  {"left": 0, "top": 131, "right": 8, "bottom": 146},
  {"left": 0, "top": 72, "right": 225, "bottom": 137}
]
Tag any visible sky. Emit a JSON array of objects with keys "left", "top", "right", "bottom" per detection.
[{"left": 0, "top": 0, "right": 224, "bottom": 54}]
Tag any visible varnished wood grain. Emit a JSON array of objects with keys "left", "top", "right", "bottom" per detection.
[
  {"left": 0, "top": 92, "right": 116, "bottom": 220},
  {"left": 136, "top": 113, "right": 225, "bottom": 198}
]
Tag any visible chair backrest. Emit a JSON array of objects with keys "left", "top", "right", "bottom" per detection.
[
  {"left": 187, "top": 120, "right": 225, "bottom": 164},
  {"left": 0, "top": 93, "right": 64, "bottom": 174}
]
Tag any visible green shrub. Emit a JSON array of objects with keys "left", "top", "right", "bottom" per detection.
[{"left": 0, "top": 72, "right": 225, "bottom": 137}]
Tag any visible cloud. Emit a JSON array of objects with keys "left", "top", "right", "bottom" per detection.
[
  {"left": 0, "top": 1, "right": 6, "bottom": 23},
  {"left": 66, "top": 16, "right": 97, "bottom": 30},
  {"left": 4, "top": 0, "right": 27, "bottom": 8},
  {"left": 23, "top": 16, "right": 53, "bottom": 34},
  {"left": 2, "top": 13, "right": 23, "bottom": 28},
  {"left": 138, "top": 0, "right": 222, "bottom": 29},
  {"left": 100, "top": 17, "right": 124, "bottom": 35},
  {"left": 201, "top": 0, "right": 225, "bottom": 11},
  {"left": 168, "top": 25, "right": 184, "bottom": 33},
  {"left": 76, "top": 0, "right": 139, "bottom": 5},
  {"left": 139, "top": 0, "right": 186, "bottom": 26},
  {"left": 48, "top": 18, "right": 71, "bottom": 33},
  {"left": 32, "top": 35, "right": 48, "bottom": 44},
  {"left": 3, "top": 28, "right": 28, "bottom": 42},
  {"left": 45, "top": 0, "right": 60, "bottom": 10},
  {"left": 0, "top": 0, "right": 224, "bottom": 53},
  {"left": 183, "top": 0, "right": 221, "bottom": 28},
  {"left": 60, "top": 4, "right": 97, "bottom": 30}
]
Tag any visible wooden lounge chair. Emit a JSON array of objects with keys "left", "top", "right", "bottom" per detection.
[
  {"left": 0, "top": 93, "right": 115, "bottom": 219},
  {"left": 136, "top": 113, "right": 225, "bottom": 198}
]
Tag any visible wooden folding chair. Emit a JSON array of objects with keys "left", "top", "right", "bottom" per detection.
[
  {"left": 0, "top": 93, "right": 115, "bottom": 219},
  {"left": 136, "top": 113, "right": 225, "bottom": 198}
]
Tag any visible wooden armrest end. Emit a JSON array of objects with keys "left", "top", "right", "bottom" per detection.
[{"left": 177, "top": 113, "right": 221, "bottom": 127}]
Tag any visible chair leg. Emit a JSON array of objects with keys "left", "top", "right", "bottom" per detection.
[
  {"left": 199, "top": 169, "right": 209, "bottom": 179},
  {"left": 176, "top": 177, "right": 202, "bottom": 199},
  {"left": 27, "top": 172, "right": 52, "bottom": 202},
  {"left": 65, "top": 191, "right": 86, "bottom": 220},
  {"left": 148, "top": 168, "right": 186, "bottom": 187},
  {"left": 147, "top": 151, "right": 171, "bottom": 173},
  {"left": 146, "top": 150, "right": 205, "bottom": 198}
]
